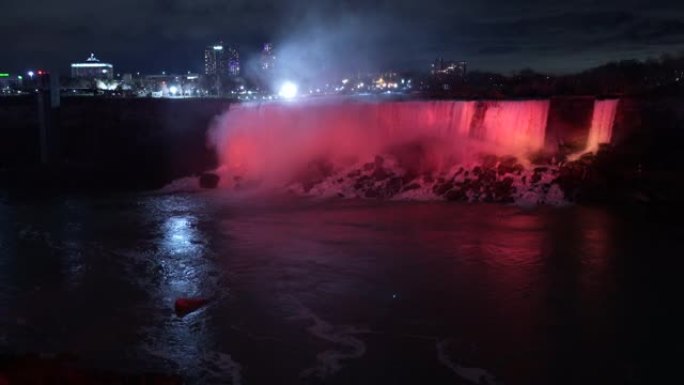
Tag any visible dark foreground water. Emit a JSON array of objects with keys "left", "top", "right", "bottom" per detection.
[{"left": 0, "top": 191, "right": 680, "bottom": 385}]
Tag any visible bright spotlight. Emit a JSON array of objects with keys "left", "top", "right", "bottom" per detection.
[
  {"left": 278, "top": 81, "right": 298, "bottom": 99},
  {"left": 169, "top": 86, "right": 178, "bottom": 95}
]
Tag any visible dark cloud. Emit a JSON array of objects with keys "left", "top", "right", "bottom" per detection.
[{"left": 0, "top": 0, "right": 682, "bottom": 74}]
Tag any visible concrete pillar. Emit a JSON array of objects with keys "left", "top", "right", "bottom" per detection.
[{"left": 37, "top": 70, "right": 60, "bottom": 165}]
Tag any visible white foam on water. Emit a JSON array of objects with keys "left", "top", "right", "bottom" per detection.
[
  {"left": 436, "top": 339, "right": 499, "bottom": 385},
  {"left": 286, "top": 297, "right": 367, "bottom": 378}
]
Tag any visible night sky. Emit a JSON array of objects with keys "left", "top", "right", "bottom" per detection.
[{"left": 2, "top": 0, "right": 683, "bottom": 75}]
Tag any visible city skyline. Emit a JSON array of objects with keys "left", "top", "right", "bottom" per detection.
[{"left": 2, "top": 0, "right": 683, "bottom": 76}]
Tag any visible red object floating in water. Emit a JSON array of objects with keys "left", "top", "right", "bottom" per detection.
[{"left": 174, "top": 297, "right": 209, "bottom": 317}]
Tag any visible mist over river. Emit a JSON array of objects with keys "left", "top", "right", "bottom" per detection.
[{"left": 0, "top": 191, "right": 679, "bottom": 384}]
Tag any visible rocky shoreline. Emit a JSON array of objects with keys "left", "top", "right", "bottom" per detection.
[{"left": 278, "top": 143, "right": 665, "bottom": 205}]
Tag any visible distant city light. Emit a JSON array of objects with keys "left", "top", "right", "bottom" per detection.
[
  {"left": 213, "top": 45, "right": 223, "bottom": 50},
  {"left": 27, "top": 71, "right": 34, "bottom": 77},
  {"left": 95, "top": 79, "right": 119, "bottom": 90},
  {"left": 169, "top": 86, "right": 178, "bottom": 95},
  {"left": 278, "top": 81, "right": 298, "bottom": 99},
  {"left": 72, "top": 63, "right": 112, "bottom": 68},
  {"left": 0, "top": 73, "right": 9, "bottom": 78}
]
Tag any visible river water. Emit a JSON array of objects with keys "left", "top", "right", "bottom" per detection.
[{"left": 0, "top": 191, "right": 679, "bottom": 384}]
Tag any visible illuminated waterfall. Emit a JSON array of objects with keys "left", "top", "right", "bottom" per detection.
[
  {"left": 585, "top": 99, "right": 618, "bottom": 153},
  {"left": 473, "top": 100, "right": 549, "bottom": 152},
  {"left": 209, "top": 99, "right": 550, "bottom": 180}
]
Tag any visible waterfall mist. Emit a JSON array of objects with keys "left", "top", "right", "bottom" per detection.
[{"left": 207, "top": 99, "right": 551, "bottom": 184}]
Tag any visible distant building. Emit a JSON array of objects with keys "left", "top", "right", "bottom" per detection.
[
  {"left": 71, "top": 53, "right": 114, "bottom": 80},
  {"left": 0, "top": 72, "right": 23, "bottom": 91},
  {"left": 261, "top": 43, "right": 276, "bottom": 72},
  {"left": 204, "top": 43, "right": 227, "bottom": 76},
  {"left": 431, "top": 59, "right": 467, "bottom": 78},
  {"left": 227, "top": 47, "right": 240, "bottom": 77},
  {"left": 143, "top": 73, "right": 202, "bottom": 96},
  {"left": 205, "top": 43, "right": 239, "bottom": 77}
]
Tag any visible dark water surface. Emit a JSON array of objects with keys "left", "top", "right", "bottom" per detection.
[{"left": 0, "top": 192, "right": 680, "bottom": 384}]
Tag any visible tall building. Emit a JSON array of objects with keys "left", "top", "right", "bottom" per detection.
[
  {"left": 261, "top": 43, "right": 276, "bottom": 72},
  {"left": 204, "top": 43, "right": 227, "bottom": 76},
  {"left": 431, "top": 59, "right": 467, "bottom": 78},
  {"left": 205, "top": 43, "right": 240, "bottom": 77},
  {"left": 71, "top": 53, "right": 114, "bottom": 79},
  {"left": 227, "top": 47, "right": 240, "bottom": 77}
]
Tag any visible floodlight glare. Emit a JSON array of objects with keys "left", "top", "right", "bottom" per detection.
[{"left": 278, "top": 81, "right": 298, "bottom": 99}]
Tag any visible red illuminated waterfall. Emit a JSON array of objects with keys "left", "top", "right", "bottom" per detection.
[
  {"left": 475, "top": 100, "right": 549, "bottom": 150},
  {"left": 209, "top": 99, "right": 550, "bottom": 181},
  {"left": 199, "top": 97, "right": 625, "bottom": 203},
  {"left": 585, "top": 99, "right": 618, "bottom": 153}
]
